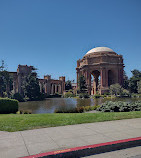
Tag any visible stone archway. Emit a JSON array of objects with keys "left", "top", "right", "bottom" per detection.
[
  {"left": 76, "top": 47, "right": 124, "bottom": 95},
  {"left": 91, "top": 70, "right": 100, "bottom": 95}
]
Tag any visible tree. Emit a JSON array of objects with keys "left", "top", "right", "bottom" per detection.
[
  {"left": 22, "top": 71, "right": 43, "bottom": 101},
  {"left": 65, "top": 80, "right": 72, "bottom": 90},
  {"left": 137, "top": 80, "right": 141, "bottom": 94},
  {"left": 110, "top": 83, "right": 122, "bottom": 96},
  {"left": 129, "top": 69, "right": 141, "bottom": 93},
  {"left": 123, "top": 71, "right": 129, "bottom": 89},
  {"left": 78, "top": 75, "right": 87, "bottom": 93},
  {"left": 0, "top": 60, "right": 13, "bottom": 97}
]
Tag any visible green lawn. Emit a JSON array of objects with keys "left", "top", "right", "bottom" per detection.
[{"left": 0, "top": 111, "right": 141, "bottom": 132}]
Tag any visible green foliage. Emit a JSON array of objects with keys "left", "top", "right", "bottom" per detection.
[
  {"left": 12, "top": 93, "right": 25, "bottom": 102},
  {"left": 93, "top": 93, "right": 101, "bottom": 98},
  {"left": 137, "top": 80, "right": 141, "bottom": 94},
  {"left": 55, "top": 105, "right": 99, "bottom": 113},
  {"left": 0, "top": 112, "right": 141, "bottom": 132},
  {"left": 79, "top": 93, "right": 89, "bottom": 98},
  {"left": 97, "top": 101, "right": 141, "bottom": 112},
  {"left": 17, "top": 110, "right": 32, "bottom": 114},
  {"left": 64, "top": 91, "right": 76, "bottom": 98},
  {"left": 46, "top": 93, "right": 62, "bottom": 98},
  {"left": 110, "top": 83, "right": 122, "bottom": 96},
  {"left": 55, "top": 107, "right": 84, "bottom": 113},
  {"left": 65, "top": 80, "right": 72, "bottom": 90},
  {"left": 78, "top": 75, "right": 87, "bottom": 93},
  {"left": 22, "top": 72, "right": 44, "bottom": 101},
  {"left": 0, "top": 98, "right": 18, "bottom": 114},
  {"left": 129, "top": 69, "right": 141, "bottom": 93},
  {"left": 83, "top": 105, "right": 100, "bottom": 111},
  {"left": 0, "top": 60, "right": 13, "bottom": 97},
  {"left": 123, "top": 71, "right": 129, "bottom": 89},
  {"left": 121, "top": 89, "right": 130, "bottom": 97}
]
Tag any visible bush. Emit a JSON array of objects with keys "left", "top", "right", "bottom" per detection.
[
  {"left": 79, "top": 93, "right": 89, "bottom": 98},
  {"left": 12, "top": 93, "right": 25, "bottom": 102},
  {"left": 93, "top": 94, "right": 101, "bottom": 98},
  {"left": 97, "top": 101, "right": 141, "bottom": 112},
  {"left": 84, "top": 105, "right": 100, "bottom": 111},
  {"left": 55, "top": 105, "right": 100, "bottom": 113},
  {"left": 46, "top": 93, "right": 62, "bottom": 98},
  {"left": 121, "top": 89, "right": 130, "bottom": 97},
  {"left": 0, "top": 98, "right": 18, "bottom": 114},
  {"left": 55, "top": 107, "right": 84, "bottom": 113},
  {"left": 64, "top": 92, "right": 76, "bottom": 98}
]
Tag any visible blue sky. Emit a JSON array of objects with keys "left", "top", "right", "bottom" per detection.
[{"left": 0, "top": 0, "right": 141, "bottom": 81}]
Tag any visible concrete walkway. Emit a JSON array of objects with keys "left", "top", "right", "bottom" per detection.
[{"left": 0, "top": 118, "right": 141, "bottom": 158}]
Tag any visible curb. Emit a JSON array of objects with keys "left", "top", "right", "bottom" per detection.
[{"left": 21, "top": 137, "right": 141, "bottom": 158}]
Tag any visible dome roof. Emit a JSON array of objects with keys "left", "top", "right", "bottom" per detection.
[{"left": 86, "top": 47, "right": 114, "bottom": 55}]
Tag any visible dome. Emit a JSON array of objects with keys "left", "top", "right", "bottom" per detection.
[{"left": 85, "top": 47, "right": 114, "bottom": 55}]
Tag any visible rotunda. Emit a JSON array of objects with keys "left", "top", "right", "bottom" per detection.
[{"left": 76, "top": 47, "right": 124, "bottom": 95}]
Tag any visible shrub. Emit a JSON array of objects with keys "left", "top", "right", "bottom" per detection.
[
  {"left": 64, "top": 92, "right": 76, "bottom": 98},
  {"left": 79, "top": 93, "right": 89, "bottom": 98},
  {"left": 17, "top": 110, "right": 32, "bottom": 114},
  {"left": 54, "top": 105, "right": 100, "bottom": 113},
  {"left": 97, "top": 101, "right": 141, "bottom": 112},
  {"left": 121, "top": 89, "right": 130, "bottom": 97},
  {"left": 55, "top": 107, "right": 84, "bottom": 113},
  {"left": 12, "top": 93, "right": 25, "bottom": 102},
  {"left": 0, "top": 98, "right": 18, "bottom": 114},
  {"left": 84, "top": 105, "right": 100, "bottom": 111},
  {"left": 93, "top": 94, "right": 101, "bottom": 98}
]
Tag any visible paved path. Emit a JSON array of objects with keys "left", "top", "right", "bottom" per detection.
[{"left": 0, "top": 118, "right": 141, "bottom": 158}]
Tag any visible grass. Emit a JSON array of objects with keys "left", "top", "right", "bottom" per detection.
[{"left": 0, "top": 111, "right": 141, "bottom": 132}]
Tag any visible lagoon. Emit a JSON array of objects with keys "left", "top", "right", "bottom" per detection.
[{"left": 19, "top": 97, "right": 141, "bottom": 114}]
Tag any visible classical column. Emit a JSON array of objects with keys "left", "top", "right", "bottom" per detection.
[
  {"left": 13, "top": 76, "right": 17, "bottom": 94},
  {"left": 45, "top": 83, "right": 47, "bottom": 93},
  {"left": 18, "top": 74, "right": 22, "bottom": 94},
  {"left": 58, "top": 84, "right": 61, "bottom": 94},
  {"left": 76, "top": 70, "right": 80, "bottom": 88},
  {"left": 39, "top": 82, "right": 42, "bottom": 93},
  {"left": 93, "top": 75, "right": 99, "bottom": 95},
  {"left": 86, "top": 71, "right": 91, "bottom": 95},
  {"left": 55, "top": 84, "right": 57, "bottom": 93},
  {"left": 51, "top": 84, "right": 54, "bottom": 94},
  {"left": 101, "top": 69, "right": 106, "bottom": 88}
]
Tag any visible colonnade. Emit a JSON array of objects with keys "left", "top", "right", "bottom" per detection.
[
  {"left": 77, "top": 68, "right": 123, "bottom": 95},
  {"left": 50, "top": 83, "right": 62, "bottom": 94}
]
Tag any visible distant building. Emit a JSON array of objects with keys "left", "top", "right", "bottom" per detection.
[
  {"left": 10, "top": 65, "right": 65, "bottom": 96},
  {"left": 39, "top": 75, "right": 65, "bottom": 96}
]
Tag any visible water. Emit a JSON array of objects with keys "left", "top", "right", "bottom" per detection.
[{"left": 19, "top": 97, "right": 141, "bottom": 114}]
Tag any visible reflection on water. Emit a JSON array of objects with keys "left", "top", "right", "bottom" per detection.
[{"left": 19, "top": 97, "right": 141, "bottom": 114}]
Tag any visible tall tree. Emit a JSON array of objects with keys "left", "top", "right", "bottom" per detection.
[
  {"left": 78, "top": 75, "right": 87, "bottom": 93},
  {"left": 0, "top": 60, "right": 13, "bottom": 97},
  {"left": 123, "top": 70, "right": 129, "bottom": 89},
  {"left": 22, "top": 70, "right": 43, "bottom": 101},
  {"left": 65, "top": 80, "right": 72, "bottom": 90},
  {"left": 137, "top": 80, "right": 141, "bottom": 94},
  {"left": 129, "top": 69, "right": 141, "bottom": 93}
]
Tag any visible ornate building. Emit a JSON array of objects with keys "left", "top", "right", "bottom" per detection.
[
  {"left": 39, "top": 75, "right": 65, "bottom": 96},
  {"left": 76, "top": 47, "right": 124, "bottom": 95},
  {"left": 10, "top": 65, "right": 65, "bottom": 96}
]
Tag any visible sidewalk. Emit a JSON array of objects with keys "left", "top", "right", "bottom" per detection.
[{"left": 0, "top": 118, "right": 141, "bottom": 158}]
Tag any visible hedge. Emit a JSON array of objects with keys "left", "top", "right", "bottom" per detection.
[
  {"left": 97, "top": 101, "right": 141, "bottom": 112},
  {"left": 0, "top": 98, "right": 18, "bottom": 114},
  {"left": 55, "top": 105, "right": 99, "bottom": 113}
]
